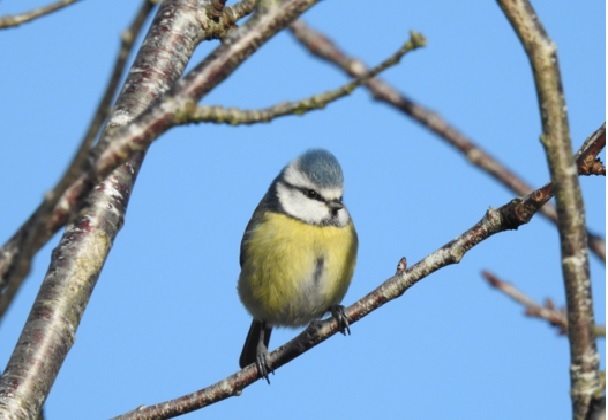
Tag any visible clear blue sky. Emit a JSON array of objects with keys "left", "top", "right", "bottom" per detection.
[{"left": 0, "top": 1, "right": 605, "bottom": 419}]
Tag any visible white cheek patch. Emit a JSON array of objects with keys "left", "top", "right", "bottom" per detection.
[
  {"left": 276, "top": 182, "right": 350, "bottom": 227},
  {"left": 335, "top": 208, "right": 349, "bottom": 227},
  {"left": 277, "top": 182, "right": 330, "bottom": 224}
]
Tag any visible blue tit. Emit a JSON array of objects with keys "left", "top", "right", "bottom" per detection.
[{"left": 238, "top": 149, "right": 358, "bottom": 381}]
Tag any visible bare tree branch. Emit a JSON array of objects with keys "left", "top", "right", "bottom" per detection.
[
  {"left": 0, "top": 0, "right": 157, "bottom": 321},
  {"left": 0, "top": 0, "right": 81, "bottom": 29},
  {"left": 496, "top": 1, "right": 601, "bottom": 419},
  {"left": 289, "top": 19, "right": 606, "bottom": 264},
  {"left": 483, "top": 271, "right": 606, "bottom": 338}
]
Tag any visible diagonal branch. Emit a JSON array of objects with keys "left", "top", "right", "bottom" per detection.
[
  {"left": 496, "top": 1, "right": 601, "bottom": 419},
  {"left": 115, "top": 107, "right": 604, "bottom": 419},
  {"left": 183, "top": 31, "right": 425, "bottom": 125},
  {"left": 116, "top": 154, "right": 557, "bottom": 419},
  {"left": 483, "top": 270, "right": 606, "bottom": 338},
  {"left": 289, "top": 19, "right": 606, "bottom": 264}
]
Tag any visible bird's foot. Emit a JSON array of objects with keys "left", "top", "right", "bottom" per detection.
[
  {"left": 330, "top": 304, "right": 351, "bottom": 336},
  {"left": 256, "top": 340, "right": 273, "bottom": 383}
]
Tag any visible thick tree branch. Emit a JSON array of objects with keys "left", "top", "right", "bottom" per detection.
[
  {"left": 0, "top": 0, "right": 213, "bottom": 417},
  {"left": 0, "top": 0, "right": 157, "bottom": 321},
  {"left": 497, "top": 1, "right": 600, "bottom": 419},
  {"left": 289, "top": 19, "right": 606, "bottom": 264},
  {"left": 0, "top": 0, "right": 81, "bottom": 29},
  {"left": 0, "top": 0, "right": 257, "bottom": 314}
]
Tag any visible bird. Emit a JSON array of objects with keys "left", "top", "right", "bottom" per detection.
[{"left": 238, "top": 149, "right": 358, "bottom": 381}]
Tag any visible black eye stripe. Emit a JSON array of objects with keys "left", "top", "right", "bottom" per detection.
[
  {"left": 282, "top": 181, "right": 340, "bottom": 204},
  {"left": 301, "top": 187, "right": 324, "bottom": 202}
]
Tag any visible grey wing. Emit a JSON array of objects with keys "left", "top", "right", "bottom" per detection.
[{"left": 240, "top": 194, "right": 271, "bottom": 268}]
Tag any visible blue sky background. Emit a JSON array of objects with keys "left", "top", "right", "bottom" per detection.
[{"left": 0, "top": 1, "right": 605, "bottom": 419}]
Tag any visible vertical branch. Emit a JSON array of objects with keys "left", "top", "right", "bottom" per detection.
[{"left": 496, "top": 1, "right": 600, "bottom": 419}]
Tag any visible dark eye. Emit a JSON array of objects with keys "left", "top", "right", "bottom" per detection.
[{"left": 306, "top": 189, "right": 318, "bottom": 199}]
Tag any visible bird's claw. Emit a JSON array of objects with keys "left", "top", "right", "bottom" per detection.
[
  {"left": 256, "top": 341, "right": 273, "bottom": 383},
  {"left": 330, "top": 305, "right": 351, "bottom": 336}
]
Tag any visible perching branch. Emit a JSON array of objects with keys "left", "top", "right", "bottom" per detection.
[
  {"left": 0, "top": 0, "right": 81, "bottom": 29},
  {"left": 496, "top": 1, "right": 601, "bottom": 419},
  {"left": 115, "top": 115, "right": 604, "bottom": 418},
  {"left": 0, "top": 0, "right": 157, "bottom": 321},
  {"left": 289, "top": 19, "right": 606, "bottom": 264},
  {"left": 116, "top": 150, "right": 559, "bottom": 419}
]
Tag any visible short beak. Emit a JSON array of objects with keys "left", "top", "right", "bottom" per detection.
[{"left": 327, "top": 199, "right": 344, "bottom": 211}]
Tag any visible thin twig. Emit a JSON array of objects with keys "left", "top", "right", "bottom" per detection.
[
  {"left": 183, "top": 31, "right": 425, "bottom": 125},
  {"left": 483, "top": 271, "right": 606, "bottom": 337},
  {"left": 483, "top": 271, "right": 568, "bottom": 334},
  {"left": 0, "top": 0, "right": 81, "bottom": 29}
]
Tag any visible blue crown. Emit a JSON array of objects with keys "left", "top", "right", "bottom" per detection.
[{"left": 297, "top": 149, "right": 344, "bottom": 188}]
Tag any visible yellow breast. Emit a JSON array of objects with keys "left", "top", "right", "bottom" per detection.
[{"left": 238, "top": 212, "right": 357, "bottom": 327}]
